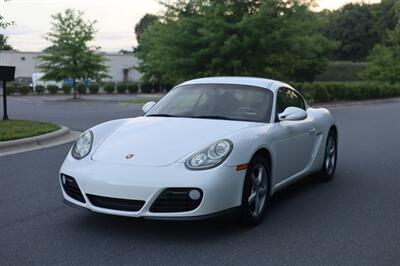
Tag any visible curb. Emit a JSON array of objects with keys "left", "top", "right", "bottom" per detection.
[{"left": 0, "top": 126, "right": 81, "bottom": 157}]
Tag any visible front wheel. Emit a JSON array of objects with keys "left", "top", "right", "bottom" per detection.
[
  {"left": 240, "top": 155, "right": 270, "bottom": 226},
  {"left": 317, "top": 131, "right": 337, "bottom": 182}
]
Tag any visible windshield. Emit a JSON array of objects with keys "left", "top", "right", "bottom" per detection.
[{"left": 147, "top": 84, "right": 273, "bottom": 122}]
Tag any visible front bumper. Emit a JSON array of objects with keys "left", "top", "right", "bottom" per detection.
[{"left": 60, "top": 157, "right": 246, "bottom": 219}]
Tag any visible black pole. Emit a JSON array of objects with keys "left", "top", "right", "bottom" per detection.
[{"left": 2, "top": 80, "right": 8, "bottom": 120}]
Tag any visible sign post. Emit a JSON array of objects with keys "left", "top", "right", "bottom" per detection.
[{"left": 0, "top": 66, "right": 16, "bottom": 120}]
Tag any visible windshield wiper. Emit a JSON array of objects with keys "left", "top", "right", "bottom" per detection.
[
  {"left": 146, "top": 114, "right": 178, "bottom": 117},
  {"left": 188, "top": 115, "right": 234, "bottom": 121}
]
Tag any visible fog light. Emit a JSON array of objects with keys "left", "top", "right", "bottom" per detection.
[
  {"left": 61, "top": 174, "right": 66, "bottom": 185},
  {"left": 188, "top": 189, "right": 201, "bottom": 200}
]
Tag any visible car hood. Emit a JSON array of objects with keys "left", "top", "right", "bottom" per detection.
[{"left": 91, "top": 116, "right": 256, "bottom": 167}]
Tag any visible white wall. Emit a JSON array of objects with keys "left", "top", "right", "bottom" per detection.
[{"left": 0, "top": 51, "right": 142, "bottom": 82}]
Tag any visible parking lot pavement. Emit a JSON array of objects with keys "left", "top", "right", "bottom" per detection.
[
  {"left": 0, "top": 98, "right": 400, "bottom": 265},
  {"left": 4, "top": 96, "right": 144, "bottom": 131}
]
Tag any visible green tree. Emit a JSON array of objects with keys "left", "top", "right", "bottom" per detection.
[
  {"left": 38, "top": 9, "right": 108, "bottom": 99},
  {"left": 137, "top": 0, "right": 333, "bottom": 84},
  {"left": 134, "top": 14, "right": 158, "bottom": 43},
  {"left": 326, "top": 3, "right": 379, "bottom": 61},
  {"left": 364, "top": 20, "right": 400, "bottom": 84},
  {"left": 0, "top": 34, "right": 13, "bottom": 51},
  {"left": 0, "top": 0, "right": 13, "bottom": 29},
  {"left": 371, "top": 0, "right": 400, "bottom": 43}
]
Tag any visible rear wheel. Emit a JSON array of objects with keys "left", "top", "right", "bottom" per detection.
[
  {"left": 240, "top": 155, "right": 270, "bottom": 226},
  {"left": 317, "top": 131, "right": 337, "bottom": 182}
]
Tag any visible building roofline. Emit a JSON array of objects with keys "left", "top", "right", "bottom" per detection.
[{"left": 0, "top": 50, "right": 133, "bottom": 56}]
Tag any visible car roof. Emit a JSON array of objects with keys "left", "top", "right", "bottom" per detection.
[{"left": 179, "top": 77, "right": 291, "bottom": 92}]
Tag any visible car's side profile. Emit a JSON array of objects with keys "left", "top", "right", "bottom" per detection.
[{"left": 60, "top": 77, "right": 337, "bottom": 226}]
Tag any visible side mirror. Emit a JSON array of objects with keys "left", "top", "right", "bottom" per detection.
[
  {"left": 142, "top": 101, "right": 156, "bottom": 113},
  {"left": 279, "top": 106, "right": 307, "bottom": 121}
]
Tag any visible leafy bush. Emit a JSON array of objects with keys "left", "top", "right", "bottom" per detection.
[
  {"left": 104, "top": 83, "right": 115, "bottom": 94},
  {"left": 293, "top": 82, "right": 400, "bottom": 103},
  {"left": 62, "top": 84, "right": 72, "bottom": 94},
  {"left": 35, "top": 85, "right": 45, "bottom": 94},
  {"left": 6, "top": 82, "right": 18, "bottom": 95},
  {"left": 77, "top": 83, "right": 87, "bottom": 94},
  {"left": 89, "top": 83, "right": 99, "bottom": 94},
  {"left": 315, "top": 61, "right": 367, "bottom": 82},
  {"left": 116, "top": 83, "right": 128, "bottom": 94},
  {"left": 127, "top": 83, "right": 139, "bottom": 93},
  {"left": 47, "top": 85, "right": 59, "bottom": 95},
  {"left": 140, "top": 83, "right": 153, "bottom": 94},
  {"left": 19, "top": 85, "right": 30, "bottom": 95},
  {"left": 313, "top": 85, "right": 330, "bottom": 103}
]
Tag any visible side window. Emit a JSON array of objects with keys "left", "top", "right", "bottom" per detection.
[{"left": 276, "top": 88, "right": 305, "bottom": 114}]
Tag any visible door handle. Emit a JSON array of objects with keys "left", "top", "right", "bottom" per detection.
[{"left": 308, "top": 127, "right": 316, "bottom": 135}]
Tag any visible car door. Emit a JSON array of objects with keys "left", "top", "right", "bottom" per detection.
[{"left": 275, "top": 87, "right": 317, "bottom": 182}]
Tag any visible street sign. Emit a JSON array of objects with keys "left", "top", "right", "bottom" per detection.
[
  {"left": 0, "top": 66, "right": 15, "bottom": 81},
  {"left": 1, "top": 66, "right": 16, "bottom": 120}
]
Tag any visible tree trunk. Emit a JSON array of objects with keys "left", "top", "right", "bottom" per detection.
[{"left": 73, "top": 79, "right": 77, "bottom": 99}]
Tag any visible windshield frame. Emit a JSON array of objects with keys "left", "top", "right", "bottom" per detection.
[{"left": 146, "top": 83, "right": 274, "bottom": 123}]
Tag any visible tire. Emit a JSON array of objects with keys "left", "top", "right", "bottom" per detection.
[
  {"left": 240, "top": 154, "right": 271, "bottom": 226},
  {"left": 317, "top": 130, "right": 337, "bottom": 182}
]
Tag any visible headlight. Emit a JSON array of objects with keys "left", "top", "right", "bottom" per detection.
[
  {"left": 185, "top": 139, "right": 233, "bottom": 170},
  {"left": 71, "top": 130, "right": 93, "bottom": 159}
]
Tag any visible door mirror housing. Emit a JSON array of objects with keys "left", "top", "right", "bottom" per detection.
[
  {"left": 279, "top": 107, "right": 307, "bottom": 121},
  {"left": 142, "top": 101, "right": 156, "bottom": 113}
]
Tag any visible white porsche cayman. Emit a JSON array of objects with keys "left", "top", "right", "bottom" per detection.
[{"left": 60, "top": 77, "right": 337, "bottom": 226}]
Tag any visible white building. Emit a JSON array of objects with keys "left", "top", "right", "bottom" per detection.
[{"left": 0, "top": 51, "right": 142, "bottom": 83}]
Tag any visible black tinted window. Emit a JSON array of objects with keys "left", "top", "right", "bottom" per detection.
[
  {"left": 276, "top": 88, "right": 305, "bottom": 113},
  {"left": 147, "top": 84, "right": 274, "bottom": 122}
]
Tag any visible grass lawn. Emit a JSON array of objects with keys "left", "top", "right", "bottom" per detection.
[
  {"left": 122, "top": 98, "right": 159, "bottom": 105},
  {"left": 0, "top": 120, "right": 60, "bottom": 141}
]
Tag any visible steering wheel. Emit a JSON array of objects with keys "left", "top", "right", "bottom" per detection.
[{"left": 235, "top": 106, "right": 258, "bottom": 116}]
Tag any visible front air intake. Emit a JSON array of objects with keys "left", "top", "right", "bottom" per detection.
[
  {"left": 60, "top": 174, "right": 86, "bottom": 203},
  {"left": 150, "top": 188, "right": 203, "bottom": 213},
  {"left": 87, "top": 194, "right": 145, "bottom": 212}
]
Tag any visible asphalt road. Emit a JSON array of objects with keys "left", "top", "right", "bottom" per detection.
[
  {"left": 1, "top": 98, "right": 400, "bottom": 265},
  {"left": 4, "top": 96, "right": 144, "bottom": 131}
]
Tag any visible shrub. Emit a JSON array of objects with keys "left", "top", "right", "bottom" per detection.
[
  {"left": 313, "top": 85, "right": 330, "bottom": 103},
  {"left": 116, "top": 83, "right": 128, "bottom": 94},
  {"left": 6, "top": 82, "right": 18, "bottom": 95},
  {"left": 47, "top": 85, "right": 59, "bottom": 95},
  {"left": 127, "top": 83, "right": 139, "bottom": 93},
  {"left": 140, "top": 83, "right": 153, "bottom": 94},
  {"left": 77, "top": 83, "right": 87, "bottom": 94},
  {"left": 62, "top": 84, "right": 72, "bottom": 94},
  {"left": 35, "top": 85, "right": 45, "bottom": 94},
  {"left": 19, "top": 85, "right": 30, "bottom": 95},
  {"left": 127, "top": 83, "right": 139, "bottom": 94},
  {"left": 104, "top": 83, "right": 115, "bottom": 94},
  {"left": 315, "top": 61, "right": 367, "bottom": 82},
  {"left": 89, "top": 83, "right": 99, "bottom": 94},
  {"left": 292, "top": 82, "right": 400, "bottom": 103}
]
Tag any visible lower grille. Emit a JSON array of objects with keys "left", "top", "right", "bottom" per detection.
[
  {"left": 150, "top": 188, "right": 203, "bottom": 213},
  {"left": 61, "top": 174, "right": 86, "bottom": 203},
  {"left": 87, "top": 194, "right": 145, "bottom": 212}
]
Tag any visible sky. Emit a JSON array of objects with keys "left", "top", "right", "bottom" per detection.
[{"left": 0, "top": 0, "right": 380, "bottom": 52}]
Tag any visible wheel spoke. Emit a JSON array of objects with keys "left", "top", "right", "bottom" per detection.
[
  {"left": 256, "top": 168, "right": 264, "bottom": 184},
  {"left": 248, "top": 192, "right": 256, "bottom": 205},
  {"left": 254, "top": 196, "right": 260, "bottom": 215}
]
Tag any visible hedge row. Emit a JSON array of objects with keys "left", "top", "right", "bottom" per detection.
[
  {"left": 4, "top": 82, "right": 144, "bottom": 95},
  {"left": 5, "top": 81, "right": 400, "bottom": 104},
  {"left": 315, "top": 61, "right": 367, "bottom": 82},
  {"left": 292, "top": 82, "right": 400, "bottom": 103}
]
